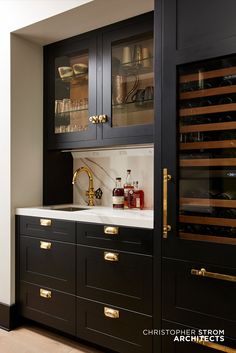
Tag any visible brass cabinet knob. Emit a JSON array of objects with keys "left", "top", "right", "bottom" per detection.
[
  {"left": 89, "top": 115, "right": 99, "bottom": 124},
  {"left": 40, "top": 218, "right": 52, "bottom": 227},
  {"left": 104, "top": 251, "right": 119, "bottom": 262},
  {"left": 104, "top": 307, "right": 119, "bottom": 319},
  {"left": 40, "top": 288, "right": 52, "bottom": 299},
  {"left": 40, "top": 241, "right": 52, "bottom": 250},
  {"left": 98, "top": 114, "right": 108, "bottom": 123},
  {"left": 104, "top": 226, "right": 119, "bottom": 235}
]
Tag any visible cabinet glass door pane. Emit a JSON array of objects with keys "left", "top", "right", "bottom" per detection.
[
  {"left": 55, "top": 52, "right": 89, "bottom": 134},
  {"left": 111, "top": 33, "right": 154, "bottom": 127},
  {"left": 178, "top": 56, "right": 236, "bottom": 245}
]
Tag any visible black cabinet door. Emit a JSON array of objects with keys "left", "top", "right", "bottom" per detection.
[
  {"left": 77, "top": 297, "right": 152, "bottom": 353},
  {"left": 102, "top": 13, "right": 154, "bottom": 145},
  {"left": 44, "top": 34, "right": 98, "bottom": 150},
  {"left": 162, "top": 258, "right": 236, "bottom": 338},
  {"left": 77, "top": 245, "right": 152, "bottom": 314},
  {"left": 20, "top": 236, "right": 76, "bottom": 293}
]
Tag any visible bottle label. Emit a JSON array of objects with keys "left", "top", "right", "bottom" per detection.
[
  {"left": 136, "top": 197, "right": 140, "bottom": 208},
  {"left": 112, "top": 196, "right": 124, "bottom": 205}
]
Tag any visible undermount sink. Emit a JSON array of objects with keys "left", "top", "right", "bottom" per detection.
[{"left": 52, "top": 207, "right": 88, "bottom": 212}]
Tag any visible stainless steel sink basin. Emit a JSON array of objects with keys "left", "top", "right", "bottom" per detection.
[{"left": 52, "top": 207, "right": 88, "bottom": 212}]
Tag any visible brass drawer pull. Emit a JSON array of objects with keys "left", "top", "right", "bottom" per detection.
[
  {"left": 104, "top": 307, "right": 119, "bottom": 319},
  {"left": 40, "top": 288, "right": 52, "bottom": 299},
  {"left": 40, "top": 241, "right": 52, "bottom": 250},
  {"left": 40, "top": 218, "right": 52, "bottom": 227},
  {"left": 163, "top": 168, "right": 172, "bottom": 238},
  {"left": 104, "top": 251, "right": 119, "bottom": 262},
  {"left": 191, "top": 268, "right": 236, "bottom": 283},
  {"left": 194, "top": 339, "right": 236, "bottom": 352},
  {"left": 104, "top": 226, "right": 119, "bottom": 235}
]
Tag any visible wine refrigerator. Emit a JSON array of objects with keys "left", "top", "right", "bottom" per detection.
[{"left": 178, "top": 55, "right": 236, "bottom": 246}]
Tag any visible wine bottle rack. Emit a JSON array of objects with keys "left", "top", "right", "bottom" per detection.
[{"left": 178, "top": 56, "right": 236, "bottom": 245}]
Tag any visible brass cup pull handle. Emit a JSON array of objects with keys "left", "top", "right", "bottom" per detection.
[
  {"left": 104, "top": 307, "right": 119, "bottom": 319},
  {"left": 163, "top": 168, "right": 172, "bottom": 238},
  {"left": 40, "top": 241, "right": 52, "bottom": 250},
  {"left": 104, "top": 251, "right": 119, "bottom": 262},
  {"left": 191, "top": 268, "right": 236, "bottom": 283},
  {"left": 40, "top": 218, "right": 52, "bottom": 227},
  {"left": 194, "top": 339, "right": 236, "bottom": 352},
  {"left": 104, "top": 226, "right": 119, "bottom": 235},
  {"left": 89, "top": 115, "right": 99, "bottom": 124},
  {"left": 98, "top": 114, "right": 108, "bottom": 123},
  {"left": 40, "top": 288, "right": 52, "bottom": 299}
]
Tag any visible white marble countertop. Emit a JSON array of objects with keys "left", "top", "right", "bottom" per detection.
[{"left": 15, "top": 205, "right": 154, "bottom": 229}]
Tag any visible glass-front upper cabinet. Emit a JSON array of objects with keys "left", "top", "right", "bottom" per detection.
[
  {"left": 178, "top": 55, "right": 236, "bottom": 247},
  {"left": 102, "top": 15, "right": 154, "bottom": 143},
  {"left": 45, "top": 37, "right": 97, "bottom": 149}
]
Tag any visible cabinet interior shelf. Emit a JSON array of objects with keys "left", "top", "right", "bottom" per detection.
[
  {"left": 112, "top": 100, "right": 153, "bottom": 113},
  {"left": 180, "top": 121, "right": 236, "bottom": 133},
  {"left": 180, "top": 103, "right": 236, "bottom": 117},
  {"left": 179, "top": 215, "right": 236, "bottom": 227},
  {"left": 55, "top": 108, "right": 88, "bottom": 115},
  {"left": 180, "top": 66, "right": 236, "bottom": 84},
  {"left": 180, "top": 140, "right": 236, "bottom": 150},
  {"left": 114, "top": 57, "right": 153, "bottom": 75},
  {"left": 179, "top": 232, "right": 236, "bottom": 245},
  {"left": 180, "top": 158, "right": 236, "bottom": 167},
  {"left": 180, "top": 84, "right": 236, "bottom": 100},
  {"left": 180, "top": 197, "right": 236, "bottom": 208}
]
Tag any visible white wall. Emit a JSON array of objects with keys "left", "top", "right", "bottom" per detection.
[{"left": 0, "top": 0, "right": 153, "bottom": 306}]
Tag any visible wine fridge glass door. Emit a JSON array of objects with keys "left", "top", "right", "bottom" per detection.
[{"left": 178, "top": 56, "right": 236, "bottom": 246}]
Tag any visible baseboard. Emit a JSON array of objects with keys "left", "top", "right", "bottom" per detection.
[{"left": 0, "top": 302, "right": 17, "bottom": 331}]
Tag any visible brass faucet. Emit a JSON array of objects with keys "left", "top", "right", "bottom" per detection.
[{"left": 72, "top": 166, "right": 95, "bottom": 206}]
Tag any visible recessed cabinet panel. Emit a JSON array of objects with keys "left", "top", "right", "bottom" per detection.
[
  {"left": 20, "top": 282, "right": 76, "bottom": 335},
  {"left": 20, "top": 236, "right": 76, "bottom": 293},
  {"left": 162, "top": 259, "right": 236, "bottom": 338},
  {"left": 77, "top": 245, "right": 152, "bottom": 314},
  {"left": 77, "top": 297, "right": 152, "bottom": 353}
]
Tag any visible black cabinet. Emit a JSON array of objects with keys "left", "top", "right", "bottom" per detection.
[
  {"left": 17, "top": 216, "right": 153, "bottom": 353},
  {"left": 44, "top": 12, "right": 154, "bottom": 150}
]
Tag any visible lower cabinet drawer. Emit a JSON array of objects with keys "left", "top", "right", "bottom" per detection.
[
  {"left": 163, "top": 258, "right": 236, "bottom": 338},
  {"left": 20, "top": 236, "right": 76, "bottom": 293},
  {"left": 77, "top": 298, "right": 152, "bottom": 353},
  {"left": 77, "top": 245, "right": 152, "bottom": 314},
  {"left": 20, "top": 282, "right": 76, "bottom": 335}
]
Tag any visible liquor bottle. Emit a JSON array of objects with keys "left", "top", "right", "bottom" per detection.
[
  {"left": 112, "top": 177, "right": 124, "bottom": 209},
  {"left": 123, "top": 169, "right": 134, "bottom": 208},
  {"left": 128, "top": 181, "right": 144, "bottom": 209}
]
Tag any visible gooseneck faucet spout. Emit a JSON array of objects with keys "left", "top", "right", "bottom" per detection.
[{"left": 72, "top": 166, "right": 95, "bottom": 206}]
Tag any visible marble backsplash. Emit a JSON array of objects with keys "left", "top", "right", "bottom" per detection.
[{"left": 72, "top": 147, "right": 154, "bottom": 209}]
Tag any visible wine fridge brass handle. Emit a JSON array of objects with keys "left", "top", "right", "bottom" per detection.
[
  {"left": 89, "top": 115, "right": 99, "bottom": 124},
  {"left": 40, "top": 218, "right": 52, "bottom": 227},
  {"left": 98, "top": 114, "right": 108, "bottom": 123},
  {"left": 40, "top": 288, "right": 52, "bottom": 299},
  {"left": 104, "top": 251, "right": 119, "bottom": 262},
  {"left": 104, "top": 226, "right": 119, "bottom": 235},
  {"left": 104, "top": 307, "right": 119, "bottom": 319},
  {"left": 40, "top": 241, "right": 52, "bottom": 250},
  {"left": 194, "top": 339, "right": 236, "bottom": 352},
  {"left": 163, "top": 168, "right": 172, "bottom": 238},
  {"left": 191, "top": 268, "right": 236, "bottom": 283}
]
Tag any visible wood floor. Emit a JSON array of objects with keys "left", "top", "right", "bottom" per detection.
[{"left": 0, "top": 325, "right": 104, "bottom": 353}]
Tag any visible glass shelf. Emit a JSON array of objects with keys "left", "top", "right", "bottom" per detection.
[{"left": 112, "top": 100, "right": 154, "bottom": 113}]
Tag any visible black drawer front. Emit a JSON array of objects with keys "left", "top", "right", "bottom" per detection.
[
  {"left": 20, "top": 282, "right": 76, "bottom": 335},
  {"left": 77, "top": 222, "right": 153, "bottom": 254},
  {"left": 77, "top": 298, "right": 152, "bottom": 353},
  {"left": 19, "top": 216, "right": 76, "bottom": 243},
  {"left": 163, "top": 258, "right": 236, "bottom": 338},
  {"left": 20, "top": 236, "right": 76, "bottom": 293},
  {"left": 162, "top": 320, "right": 236, "bottom": 352},
  {"left": 77, "top": 245, "right": 152, "bottom": 314}
]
